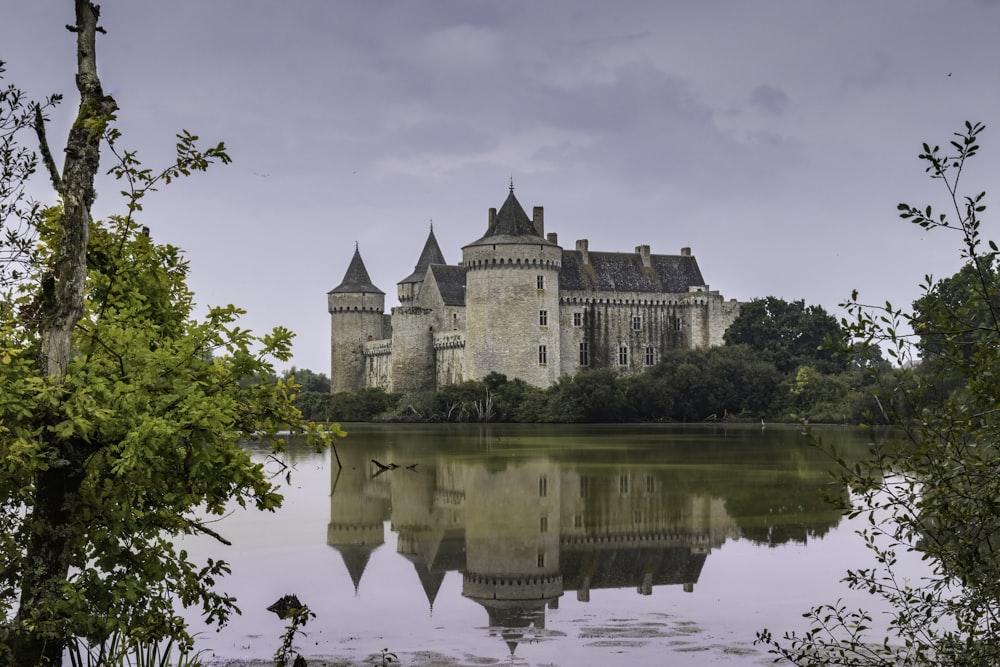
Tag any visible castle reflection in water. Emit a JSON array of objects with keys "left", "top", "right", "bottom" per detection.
[{"left": 326, "top": 442, "right": 742, "bottom": 649}]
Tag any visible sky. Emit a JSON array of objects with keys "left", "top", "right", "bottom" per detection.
[{"left": 3, "top": 1, "right": 1000, "bottom": 375}]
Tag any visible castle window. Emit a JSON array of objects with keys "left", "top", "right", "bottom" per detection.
[
  {"left": 579, "top": 341, "right": 589, "bottom": 366},
  {"left": 632, "top": 315, "right": 642, "bottom": 331},
  {"left": 539, "top": 475, "right": 548, "bottom": 497},
  {"left": 619, "top": 474, "right": 630, "bottom": 495},
  {"left": 537, "top": 275, "right": 544, "bottom": 289},
  {"left": 540, "top": 515, "right": 548, "bottom": 533},
  {"left": 538, "top": 345, "right": 548, "bottom": 365},
  {"left": 573, "top": 312, "right": 582, "bottom": 327},
  {"left": 537, "top": 552, "right": 546, "bottom": 568},
  {"left": 644, "top": 345, "right": 655, "bottom": 366},
  {"left": 618, "top": 346, "right": 629, "bottom": 366},
  {"left": 574, "top": 514, "right": 583, "bottom": 529},
  {"left": 539, "top": 310, "right": 548, "bottom": 326}
]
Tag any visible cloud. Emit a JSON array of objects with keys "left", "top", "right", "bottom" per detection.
[{"left": 748, "top": 84, "right": 789, "bottom": 116}]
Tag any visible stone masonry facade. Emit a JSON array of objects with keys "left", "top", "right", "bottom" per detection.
[{"left": 328, "top": 187, "right": 740, "bottom": 393}]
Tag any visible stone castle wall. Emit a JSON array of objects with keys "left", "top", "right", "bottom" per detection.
[
  {"left": 434, "top": 332, "right": 466, "bottom": 387},
  {"left": 558, "top": 293, "right": 689, "bottom": 375},
  {"left": 328, "top": 291, "right": 387, "bottom": 394},
  {"left": 463, "top": 243, "right": 563, "bottom": 386},
  {"left": 387, "top": 306, "right": 436, "bottom": 393}
]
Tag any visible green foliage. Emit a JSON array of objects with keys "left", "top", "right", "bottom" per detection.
[
  {"left": 0, "top": 71, "right": 340, "bottom": 666},
  {"left": 487, "top": 374, "right": 550, "bottom": 422},
  {"left": 651, "top": 345, "right": 784, "bottom": 421},
  {"left": 66, "top": 633, "right": 204, "bottom": 667},
  {"left": 546, "top": 368, "right": 631, "bottom": 422},
  {"left": 283, "top": 367, "right": 330, "bottom": 393},
  {"left": 724, "top": 296, "right": 846, "bottom": 373},
  {"left": 759, "top": 121, "right": 1000, "bottom": 664},
  {"left": 328, "top": 387, "right": 400, "bottom": 421},
  {"left": 912, "top": 256, "right": 1000, "bottom": 376},
  {"left": 321, "top": 336, "right": 879, "bottom": 424},
  {"left": 268, "top": 597, "right": 314, "bottom": 667}
]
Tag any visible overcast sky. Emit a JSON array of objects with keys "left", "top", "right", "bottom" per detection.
[{"left": 4, "top": 1, "right": 1000, "bottom": 375}]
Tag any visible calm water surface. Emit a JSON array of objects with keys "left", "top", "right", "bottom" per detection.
[{"left": 181, "top": 423, "right": 892, "bottom": 666}]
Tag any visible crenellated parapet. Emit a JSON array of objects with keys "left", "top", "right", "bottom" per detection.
[{"left": 433, "top": 332, "right": 466, "bottom": 350}]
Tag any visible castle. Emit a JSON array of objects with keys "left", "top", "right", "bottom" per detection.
[{"left": 328, "top": 186, "right": 739, "bottom": 393}]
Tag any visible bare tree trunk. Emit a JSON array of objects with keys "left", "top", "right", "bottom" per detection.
[
  {"left": 39, "top": 0, "right": 115, "bottom": 377},
  {"left": 7, "top": 3, "right": 114, "bottom": 665}
]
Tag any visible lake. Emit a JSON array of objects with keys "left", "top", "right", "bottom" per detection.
[{"left": 180, "top": 422, "right": 892, "bottom": 666}]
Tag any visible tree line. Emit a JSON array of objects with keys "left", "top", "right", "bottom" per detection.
[{"left": 289, "top": 296, "right": 894, "bottom": 424}]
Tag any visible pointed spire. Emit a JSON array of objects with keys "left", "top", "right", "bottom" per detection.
[
  {"left": 329, "top": 245, "right": 385, "bottom": 294},
  {"left": 398, "top": 225, "right": 447, "bottom": 285}
]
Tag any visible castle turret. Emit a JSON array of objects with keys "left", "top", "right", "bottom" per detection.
[
  {"left": 389, "top": 227, "right": 446, "bottom": 392},
  {"left": 397, "top": 226, "right": 446, "bottom": 303},
  {"left": 328, "top": 245, "right": 387, "bottom": 393},
  {"left": 462, "top": 186, "right": 562, "bottom": 386}
]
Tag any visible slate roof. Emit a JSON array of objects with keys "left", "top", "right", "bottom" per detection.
[
  {"left": 427, "top": 264, "right": 467, "bottom": 306},
  {"left": 560, "top": 250, "right": 705, "bottom": 293},
  {"left": 329, "top": 246, "right": 385, "bottom": 295},
  {"left": 465, "top": 188, "right": 557, "bottom": 247},
  {"left": 399, "top": 227, "right": 447, "bottom": 285}
]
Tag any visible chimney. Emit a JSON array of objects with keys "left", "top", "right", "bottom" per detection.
[
  {"left": 680, "top": 247, "right": 691, "bottom": 256},
  {"left": 533, "top": 206, "right": 544, "bottom": 237},
  {"left": 547, "top": 232, "right": 558, "bottom": 244},
  {"left": 488, "top": 207, "right": 496, "bottom": 232},
  {"left": 576, "top": 239, "right": 589, "bottom": 265},
  {"left": 636, "top": 244, "right": 651, "bottom": 268}
]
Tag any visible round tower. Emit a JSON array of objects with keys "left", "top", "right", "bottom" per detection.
[
  {"left": 462, "top": 186, "right": 562, "bottom": 386},
  {"left": 328, "top": 245, "right": 387, "bottom": 393}
]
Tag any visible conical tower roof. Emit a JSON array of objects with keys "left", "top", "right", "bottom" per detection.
[
  {"left": 488, "top": 186, "right": 537, "bottom": 237},
  {"left": 465, "top": 184, "right": 557, "bottom": 248},
  {"left": 399, "top": 226, "right": 447, "bottom": 285},
  {"left": 329, "top": 245, "right": 384, "bottom": 295}
]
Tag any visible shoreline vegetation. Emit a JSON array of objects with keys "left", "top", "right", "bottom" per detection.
[
  {"left": 291, "top": 356, "right": 881, "bottom": 425},
  {"left": 291, "top": 298, "right": 899, "bottom": 427}
]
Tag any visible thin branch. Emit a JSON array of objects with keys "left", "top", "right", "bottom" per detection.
[
  {"left": 185, "top": 519, "right": 232, "bottom": 546},
  {"left": 32, "top": 104, "right": 61, "bottom": 192}
]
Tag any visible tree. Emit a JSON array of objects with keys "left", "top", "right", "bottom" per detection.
[
  {"left": 546, "top": 368, "right": 632, "bottom": 422},
  {"left": 0, "top": 5, "right": 339, "bottom": 665},
  {"left": 912, "top": 256, "right": 1000, "bottom": 370},
  {"left": 642, "top": 346, "right": 783, "bottom": 421},
  {"left": 758, "top": 121, "right": 1000, "bottom": 664},
  {"left": 724, "top": 296, "right": 845, "bottom": 373},
  {"left": 283, "top": 367, "right": 331, "bottom": 393}
]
